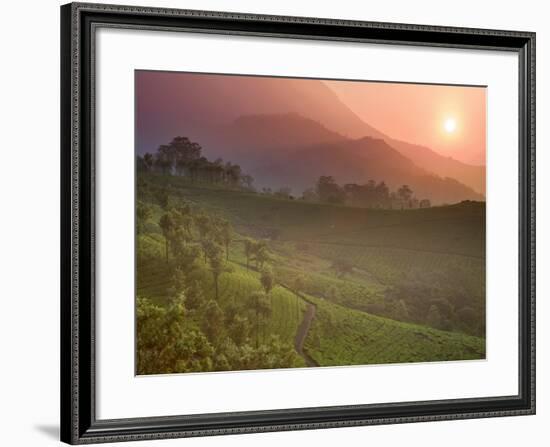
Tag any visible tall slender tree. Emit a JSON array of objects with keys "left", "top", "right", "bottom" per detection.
[
  {"left": 205, "top": 242, "right": 224, "bottom": 301},
  {"left": 159, "top": 212, "right": 176, "bottom": 261},
  {"left": 260, "top": 267, "right": 275, "bottom": 297},
  {"left": 202, "top": 300, "right": 224, "bottom": 342},
  {"left": 219, "top": 220, "right": 233, "bottom": 261},
  {"left": 248, "top": 291, "right": 271, "bottom": 348},
  {"left": 397, "top": 184, "right": 413, "bottom": 209},
  {"left": 143, "top": 152, "right": 154, "bottom": 172},
  {"left": 243, "top": 239, "right": 255, "bottom": 271},
  {"left": 254, "top": 241, "right": 269, "bottom": 269}
]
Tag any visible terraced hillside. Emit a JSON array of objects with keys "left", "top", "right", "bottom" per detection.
[{"left": 136, "top": 174, "right": 485, "bottom": 374}]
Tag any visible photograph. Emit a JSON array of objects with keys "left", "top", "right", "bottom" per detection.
[{"left": 135, "top": 71, "right": 487, "bottom": 375}]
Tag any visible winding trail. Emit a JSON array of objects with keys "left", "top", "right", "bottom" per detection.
[
  {"left": 230, "top": 259, "right": 320, "bottom": 367},
  {"left": 294, "top": 302, "right": 318, "bottom": 367},
  {"left": 278, "top": 283, "right": 319, "bottom": 367}
]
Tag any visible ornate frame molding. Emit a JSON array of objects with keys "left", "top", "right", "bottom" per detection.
[{"left": 60, "top": 2, "right": 535, "bottom": 444}]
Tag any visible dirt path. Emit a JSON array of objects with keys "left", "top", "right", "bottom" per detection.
[
  {"left": 294, "top": 302, "right": 318, "bottom": 367},
  {"left": 228, "top": 263, "right": 319, "bottom": 367},
  {"left": 277, "top": 282, "right": 319, "bottom": 367}
]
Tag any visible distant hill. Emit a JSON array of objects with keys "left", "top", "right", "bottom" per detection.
[
  {"left": 136, "top": 72, "right": 379, "bottom": 153},
  {"left": 136, "top": 71, "right": 485, "bottom": 195},
  {"left": 250, "top": 131, "right": 484, "bottom": 204},
  {"left": 385, "top": 138, "right": 486, "bottom": 194},
  {"left": 225, "top": 113, "right": 345, "bottom": 149},
  {"left": 205, "top": 113, "right": 346, "bottom": 168}
]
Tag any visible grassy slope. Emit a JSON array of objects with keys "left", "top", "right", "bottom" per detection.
[
  {"left": 138, "top": 174, "right": 486, "bottom": 366},
  {"left": 137, "top": 231, "right": 307, "bottom": 353},
  {"left": 145, "top": 174, "right": 484, "bottom": 257},
  {"left": 146, "top": 175, "right": 484, "bottom": 316},
  {"left": 304, "top": 294, "right": 485, "bottom": 366}
]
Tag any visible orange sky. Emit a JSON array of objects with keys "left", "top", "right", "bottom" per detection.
[{"left": 325, "top": 81, "right": 487, "bottom": 166}]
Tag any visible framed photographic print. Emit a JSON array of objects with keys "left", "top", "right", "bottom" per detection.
[{"left": 60, "top": 2, "right": 536, "bottom": 444}]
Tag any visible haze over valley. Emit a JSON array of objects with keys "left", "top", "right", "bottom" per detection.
[{"left": 136, "top": 71, "right": 486, "bottom": 205}]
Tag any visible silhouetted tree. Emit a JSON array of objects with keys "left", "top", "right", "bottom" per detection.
[
  {"left": 316, "top": 176, "right": 345, "bottom": 204},
  {"left": 204, "top": 242, "right": 224, "bottom": 301},
  {"left": 374, "top": 181, "right": 390, "bottom": 207},
  {"left": 243, "top": 239, "right": 254, "bottom": 271},
  {"left": 240, "top": 174, "right": 254, "bottom": 190},
  {"left": 254, "top": 241, "right": 270, "bottom": 269},
  {"left": 225, "top": 162, "right": 242, "bottom": 187},
  {"left": 143, "top": 152, "right": 154, "bottom": 172},
  {"left": 169, "top": 136, "right": 201, "bottom": 176},
  {"left": 247, "top": 291, "right": 272, "bottom": 348},
  {"left": 260, "top": 267, "right": 275, "bottom": 296},
  {"left": 159, "top": 212, "right": 176, "bottom": 261},
  {"left": 397, "top": 185, "right": 413, "bottom": 209},
  {"left": 155, "top": 144, "right": 173, "bottom": 174},
  {"left": 218, "top": 220, "right": 233, "bottom": 261},
  {"left": 202, "top": 300, "right": 224, "bottom": 342},
  {"left": 172, "top": 240, "right": 201, "bottom": 276}
]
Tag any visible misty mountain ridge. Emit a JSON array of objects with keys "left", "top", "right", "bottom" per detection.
[
  {"left": 136, "top": 72, "right": 485, "bottom": 194},
  {"left": 136, "top": 72, "right": 484, "bottom": 196},
  {"left": 385, "top": 138, "right": 486, "bottom": 194},
  {"left": 198, "top": 112, "right": 484, "bottom": 204},
  {"left": 228, "top": 113, "right": 345, "bottom": 149},
  {"left": 202, "top": 113, "right": 346, "bottom": 170},
  {"left": 136, "top": 72, "right": 377, "bottom": 154}
]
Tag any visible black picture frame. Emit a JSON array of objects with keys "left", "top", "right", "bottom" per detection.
[{"left": 60, "top": 2, "right": 536, "bottom": 444}]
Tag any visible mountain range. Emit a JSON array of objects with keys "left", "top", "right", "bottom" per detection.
[{"left": 136, "top": 71, "right": 486, "bottom": 204}]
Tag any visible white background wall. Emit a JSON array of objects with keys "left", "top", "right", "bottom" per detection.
[{"left": 0, "top": 0, "right": 546, "bottom": 446}]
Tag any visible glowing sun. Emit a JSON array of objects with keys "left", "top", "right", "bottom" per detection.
[{"left": 444, "top": 118, "right": 457, "bottom": 133}]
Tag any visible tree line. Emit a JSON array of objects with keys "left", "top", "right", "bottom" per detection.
[
  {"left": 377, "top": 278, "right": 485, "bottom": 336},
  {"left": 293, "top": 176, "right": 431, "bottom": 209},
  {"left": 137, "top": 136, "right": 254, "bottom": 189},
  {"left": 138, "top": 136, "right": 432, "bottom": 210}
]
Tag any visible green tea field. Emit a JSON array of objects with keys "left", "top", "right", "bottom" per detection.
[{"left": 135, "top": 173, "right": 485, "bottom": 374}]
